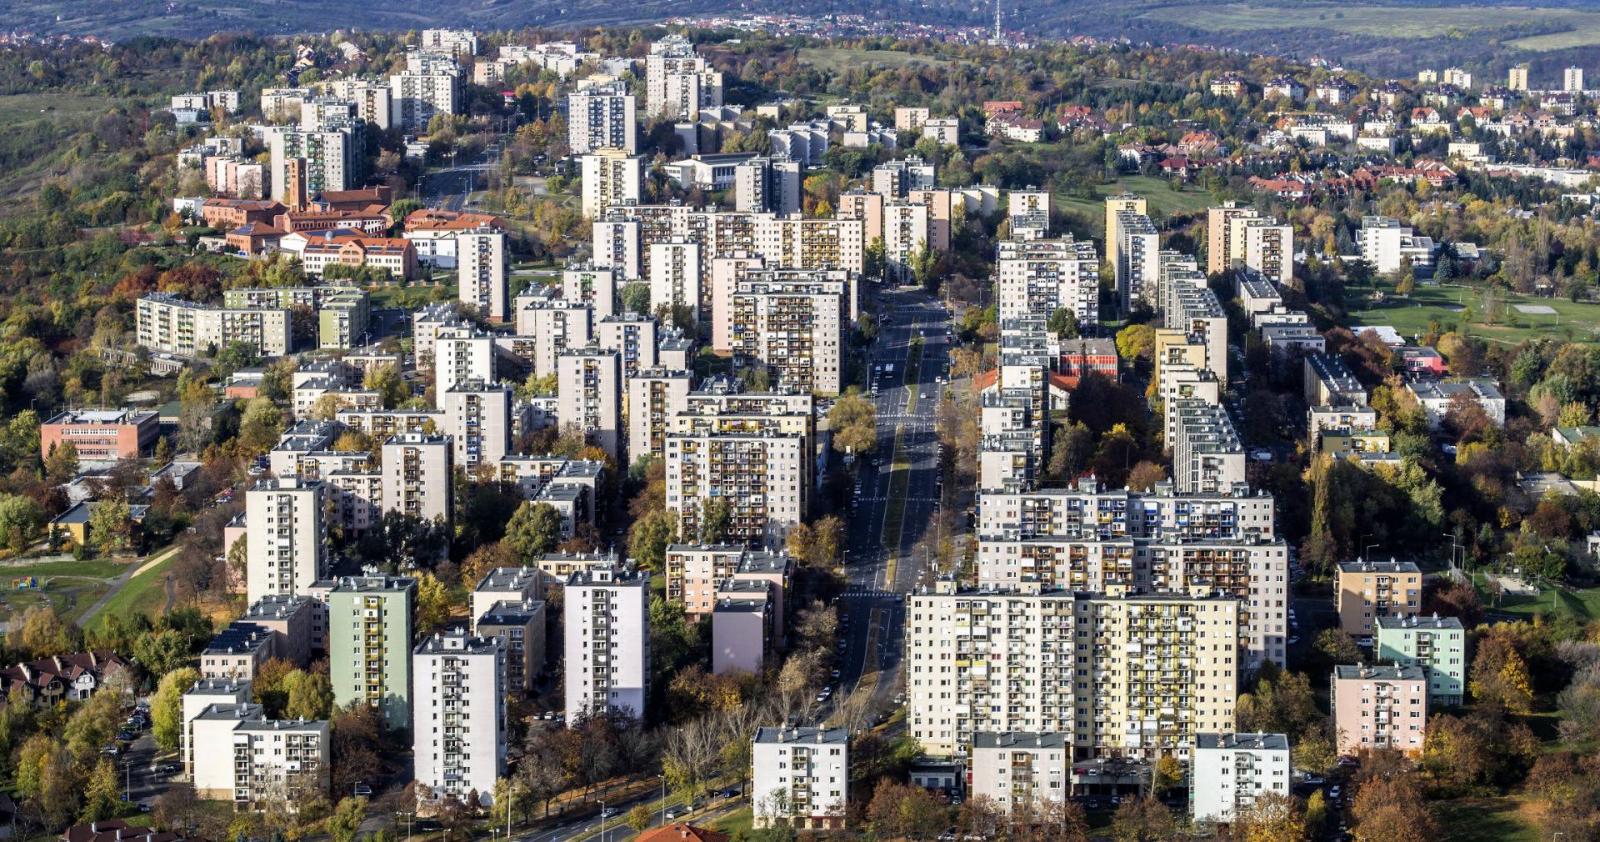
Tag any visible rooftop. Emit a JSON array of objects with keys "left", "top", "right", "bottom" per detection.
[
  {"left": 1334, "top": 664, "right": 1427, "bottom": 681},
  {"left": 1337, "top": 559, "right": 1422, "bottom": 574},
  {"left": 1195, "top": 732, "right": 1290, "bottom": 751},
  {"left": 754, "top": 725, "right": 848, "bottom": 745},
  {"left": 972, "top": 731, "right": 1071, "bottom": 749},
  {"left": 1375, "top": 613, "right": 1464, "bottom": 631}
]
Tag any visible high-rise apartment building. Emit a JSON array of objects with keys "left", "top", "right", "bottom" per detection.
[
  {"left": 645, "top": 35, "right": 723, "bottom": 120},
  {"left": 564, "top": 565, "right": 651, "bottom": 720},
  {"left": 245, "top": 478, "right": 326, "bottom": 605},
  {"left": 1243, "top": 218, "right": 1294, "bottom": 284},
  {"left": 381, "top": 434, "right": 454, "bottom": 525},
  {"left": 328, "top": 574, "right": 416, "bottom": 730},
  {"left": 995, "top": 237, "right": 1100, "bottom": 325},
  {"left": 1116, "top": 212, "right": 1160, "bottom": 312},
  {"left": 1206, "top": 202, "right": 1257, "bottom": 275},
  {"left": 734, "top": 156, "right": 802, "bottom": 215},
  {"left": 729, "top": 275, "right": 847, "bottom": 394},
  {"left": 580, "top": 150, "right": 644, "bottom": 219},
  {"left": 649, "top": 239, "right": 704, "bottom": 319},
  {"left": 1104, "top": 194, "right": 1147, "bottom": 283},
  {"left": 556, "top": 347, "right": 624, "bottom": 463},
  {"left": 440, "top": 382, "right": 513, "bottom": 471},
  {"left": 883, "top": 201, "right": 930, "bottom": 284},
  {"left": 969, "top": 733, "right": 1070, "bottom": 815},
  {"left": 1171, "top": 401, "right": 1247, "bottom": 495},
  {"left": 457, "top": 229, "right": 509, "bottom": 323},
  {"left": 268, "top": 125, "right": 360, "bottom": 204},
  {"left": 562, "top": 264, "right": 617, "bottom": 320},
  {"left": 907, "top": 583, "right": 1240, "bottom": 759},
  {"left": 413, "top": 632, "right": 505, "bottom": 806},
  {"left": 391, "top": 50, "right": 460, "bottom": 133},
  {"left": 567, "top": 82, "right": 637, "bottom": 154},
  {"left": 627, "top": 369, "right": 693, "bottom": 463}
]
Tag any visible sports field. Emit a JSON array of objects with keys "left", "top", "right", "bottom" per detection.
[{"left": 1345, "top": 284, "right": 1600, "bottom": 345}]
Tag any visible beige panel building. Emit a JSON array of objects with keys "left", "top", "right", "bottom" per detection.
[
  {"left": 627, "top": 369, "right": 692, "bottom": 463},
  {"left": 245, "top": 478, "right": 326, "bottom": 606},
  {"left": 580, "top": 150, "right": 644, "bottom": 219},
  {"left": 457, "top": 229, "right": 509, "bottom": 323},
  {"left": 381, "top": 434, "right": 454, "bottom": 526},
  {"left": 907, "top": 584, "right": 1240, "bottom": 759},
  {"left": 556, "top": 347, "right": 624, "bottom": 463},
  {"left": 1336, "top": 560, "right": 1423, "bottom": 635}
]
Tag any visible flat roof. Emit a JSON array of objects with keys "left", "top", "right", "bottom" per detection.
[{"left": 1195, "top": 732, "right": 1289, "bottom": 750}]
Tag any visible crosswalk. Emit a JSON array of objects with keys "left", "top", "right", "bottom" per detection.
[{"left": 839, "top": 589, "right": 905, "bottom": 600}]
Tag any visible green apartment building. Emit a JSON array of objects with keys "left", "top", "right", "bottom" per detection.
[
  {"left": 1375, "top": 613, "right": 1465, "bottom": 705},
  {"left": 222, "top": 285, "right": 371, "bottom": 350},
  {"left": 327, "top": 574, "right": 416, "bottom": 731}
]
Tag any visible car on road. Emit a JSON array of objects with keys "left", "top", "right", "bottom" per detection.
[
  {"left": 665, "top": 807, "right": 683, "bottom": 820},
  {"left": 353, "top": 782, "right": 373, "bottom": 796},
  {"left": 600, "top": 807, "right": 619, "bottom": 818},
  {"left": 1250, "top": 449, "right": 1273, "bottom": 462},
  {"left": 719, "top": 787, "right": 741, "bottom": 798}
]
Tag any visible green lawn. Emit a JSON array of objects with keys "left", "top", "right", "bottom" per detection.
[
  {"left": 1437, "top": 796, "right": 1541, "bottom": 842},
  {"left": 710, "top": 807, "right": 753, "bottom": 835},
  {"left": 86, "top": 550, "right": 177, "bottom": 623},
  {"left": 1056, "top": 175, "right": 1217, "bottom": 238},
  {"left": 1346, "top": 283, "right": 1600, "bottom": 346},
  {"left": 0, "top": 558, "right": 125, "bottom": 580},
  {"left": 0, "top": 93, "right": 127, "bottom": 124},
  {"left": 1491, "top": 583, "right": 1600, "bottom": 621}
]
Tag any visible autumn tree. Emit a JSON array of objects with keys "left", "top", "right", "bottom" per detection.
[
  {"left": 1469, "top": 634, "right": 1534, "bottom": 713},
  {"left": 152, "top": 666, "right": 202, "bottom": 751},
  {"left": 504, "top": 502, "right": 564, "bottom": 562},
  {"left": 1110, "top": 794, "right": 1177, "bottom": 842},
  {"left": 1234, "top": 791, "right": 1307, "bottom": 842},
  {"left": 829, "top": 389, "right": 878, "bottom": 455}
]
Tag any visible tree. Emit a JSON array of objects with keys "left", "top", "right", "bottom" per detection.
[
  {"left": 620, "top": 283, "right": 652, "bottom": 315},
  {"left": 1470, "top": 634, "right": 1534, "bottom": 713},
  {"left": 0, "top": 493, "right": 44, "bottom": 552},
  {"left": 627, "top": 509, "right": 676, "bottom": 572},
  {"left": 698, "top": 498, "right": 731, "bottom": 543},
  {"left": 828, "top": 389, "right": 878, "bottom": 455},
  {"left": 152, "top": 666, "right": 202, "bottom": 751},
  {"left": 1125, "top": 461, "right": 1167, "bottom": 492},
  {"left": 414, "top": 573, "right": 454, "bottom": 636},
  {"left": 1351, "top": 766, "right": 1436, "bottom": 841},
  {"left": 504, "top": 502, "right": 563, "bottom": 562},
  {"left": 132, "top": 629, "right": 191, "bottom": 676},
  {"left": 1110, "top": 795, "right": 1176, "bottom": 842},
  {"left": 283, "top": 668, "right": 335, "bottom": 721},
  {"left": 363, "top": 364, "right": 410, "bottom": 408},
  {"left": 81, "top": 758, "right": 121, "bottom": 823},
  {"left": 867, "top": 779, "right": 950, "bottom": 839},
  {"left": 1048, "top": 307, "right": 1080, "bottom": 339},
  {"left": 1315, "top": 628, "right": 1362, "bottom": 665},
  {"left": 1115, "top": 323, "right": 1156, "bottom": 363},
  {"left": 17, "top": 604, "right": 77, "bottom": 658},
  {"left": 326, "top": 796, "right": 367, "bottom": 842},
  {"left": 88, "top": 499, "right": 133, "bottom": 554},
  {"left": 625, "top": 804, "right": 652, "bottom": 832},
  {"left": 237, "top": 397, "right": 286, "bottom": 455},
  {"left": 1233, "top": 792, "right": 1307, "bottom": 841},
  {"left": 1151, "top": 754, "right": 1182, "bottom": 796}
]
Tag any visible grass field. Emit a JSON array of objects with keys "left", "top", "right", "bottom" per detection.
[
  {"left": 86, "top": 549, "right": 177, "bottom": 623},
  {"left": 0, "top": 558, "right": 126, "bottom": 580},
  {"left": 0, "top": 93, "right": 126, "bottom": 124},
  {"left": 1142, "top": 3, "right": 1600, "bottom": 51},
  {"left": 1056, "top": 175, "right": 1217, "bottom": 237},
  {"left": 1346, "top": 284, "right": 1600, "bottom": 346},
  {"left": 1492, "top": 583, "right": 1600, "bottom": 621},
  {"left": 710, "top": 807, "right": 753, "bottom": 835},
  {"left": 797, "top": 47, "right": 951, "bottom": 70},
  {"left": 1437, "top": 796, "right": 1542, "bottom": 842}
]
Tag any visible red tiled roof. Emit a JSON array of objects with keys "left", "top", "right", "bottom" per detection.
[{"left": 634, "top": 825, "right": 729, "bottom": 842}]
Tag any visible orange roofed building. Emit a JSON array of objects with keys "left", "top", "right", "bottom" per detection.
[
  {"left": 300, "top": 235, "right": 418, "bottom": 281},
  {"left": 634, "top": 825, "right": 729, "bottom": 842}
]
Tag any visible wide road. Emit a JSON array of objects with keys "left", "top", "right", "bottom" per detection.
[{"left": 834, "top": 285, "right": 950, "bottom": 723}]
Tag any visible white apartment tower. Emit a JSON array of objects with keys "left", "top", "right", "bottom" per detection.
[
  {"left": 645, "top": 35, "right": 723, "bottom": 120},
  {"left": 457, "top": 229, "right": 509, "bottom": 323},
  {"left": 245, "top": 478, "right": 326, "bottom": 605},
  {"left": 995, "top": 237, "right": 1101, "bottom": 325},
  {"left": 580, "top": 150, "right": 644, "bottom": 219},
  {"left": 413, "top": 632, "right": 506, "bottom": 806},
  {"left": 567, "top": 82, "right": 637, "bottom": 154},
  {"left": 564, "top": 565, "right": 651, "bottom": 721},
  {"left": 1191, "top": 733, "right": 1292, "bottom": 825}
]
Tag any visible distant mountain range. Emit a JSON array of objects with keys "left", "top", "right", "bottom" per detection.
[{"left": 9, "top": 0, "right": 1600, "bottom": 75}]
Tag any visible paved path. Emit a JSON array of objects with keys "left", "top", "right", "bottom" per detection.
[{"left": 78, "top": 545, "right": 181, "bottom": 624}]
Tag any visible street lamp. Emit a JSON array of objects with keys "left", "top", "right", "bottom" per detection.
[
  {"left": 598, "top": 800, "right": 607, "bottom": 842},
  {"left": 659, "top": 774, "right": 667, "bottom": 826}
]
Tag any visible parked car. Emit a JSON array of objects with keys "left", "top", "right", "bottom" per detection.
[{"left": 353, "top": 782, "right": 373, "bottom": 797}]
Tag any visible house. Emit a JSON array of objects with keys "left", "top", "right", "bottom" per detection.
[
  {"left": 61, "top": 820, "right": 192, "bottom": 842},
  {"left": 1396, "top": 346, "right": 1446, "bottom": 375},
  {"left": 634, "top": 826, "right": 729, "bottom": 842},
  {"left": 0, "top": 652, "right": 131, "bottom": 704},
  {"left": 49, "top": 500, "right": 150, "bottom": 548}
]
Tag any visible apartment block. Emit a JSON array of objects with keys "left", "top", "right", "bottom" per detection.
[
  {"left": 1116, "top": 212, "right": 1161, "bottom": 313},
  {"left": 666, "top": 430, "right": 805, "bottom": 546},
  {"left": 1206, "top": 203, "right": 1257, "bottom": 275},
  {"left": 381, "top": 434, "right": 453, "bottom": 528},
  {"left": 326, "top": 78, "right": 393, "bottom": 130},
  {"left": 1104, "top": 194, "right": 1147, "bottom": 284},
  {"left": 414, "top": 632, "right": 506, "bottom": 806},
  {"left": 995, "top": 237, "right": 1100, "bottom": 326},
  {"left": 475, "top": 596, "right": 546, "bottom": 696},
  {"left": 562, "top": 264, "right": 617, "bottom": 320},
  {"left": 1376, "top": 614, "right": 1466, "bottom": 705},
  {"left": 729, "top": 276, "right": 846, "bottom": 394},
  {"left": 882, "top": 201, "right": 932, "bottom": 284},
  {"left": 665, "top": 544, "right": 793, "bottom": 631},
  {"left": 441, "top": 382, "right": 513, "bottom": 471},
  {"left": 581, "top": 150, "right": 644, "bottom": 219},
  {"left": 649, "top": 239, "right": 704, "bottom": 319},
  {"left": 735, "top": 156, "right": 802, "bottom": 216},
  {"left": 1171, "top": 401, "right": 1247, "bottom": 495},
  {"left": 906, "top": 584, "right": 1240, "bottom": 759},
  {"left": 597, "top": 314, "right": 660, "bottom": 380},
  {"left": 871, "top": 156, "right": 936, "bottom": 198},
  {"left": 565, "top": 565, "right": 651, "bottom": 721},
  {"left": 976, "top": 479, "right": 1276, "bottom": 542},
  {"left": 1336, "top": 560, "right": 1423, "bottom": 636},
  {"left": 752, "top": 726, "right": 849, "bottom": 830},
  {"left": 1243, "top": 218, "right": 1294, "bottom": 284},
  {"left": 969, "top": 732, "right": 1070, "bottom": 814},
  {"left": 1190, "top": 733, "right": 1291, "bottom": 824},
  {"left": 434, "top": 328, "right": 496, "bottom": 395},
  {"left": 191, "top": 706, "right": 329, "bottom": 808},
  {"left": 268, "top": 125, "right": 359, "bottom": 203},
  {"left": 391, "top": 58, "right": 460, "bottom": 133},
  {"left": 182, "top": 678, "right": 251, "bottom": 780},
  {"left": 1305, "top": 354, "right": 1368, "bottom": 408},
  {"left": 457, "top": 229, "right": 509, "bottom": 323},
  {"left": 245, "top": 478, "right": 327, "bottom": 606},
  {"left": 628, "top": 369, "right": 693, "bottom": 463},
  {"left": 645, "top": 35, "right": 723, "bottom": 120},
  {"left": 136, "top": 293, "right": 292, "bottom": 358},
  {"left": 567, "top": 82, "right": 637, "bottom": 154},
  {"left": 1332, "top": 664, "right": 1428, "bottom": 756},
  {"left": 1359, "top": 216, "right": 1435, "bottom": 274},
  {"left": 556, "top": 347, "right": 624, "bottom": 464},
  {"left": 327, "top": 574, "right": 416, "bottom": 730},
  {"left": 712, "top": 585, "right": 773, "bottom": 675}
]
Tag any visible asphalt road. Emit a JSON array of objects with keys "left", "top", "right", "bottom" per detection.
[{"left": 834, "top": 285, "right": 951, "bottom": 722}]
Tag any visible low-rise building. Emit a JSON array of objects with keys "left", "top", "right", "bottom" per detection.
[
  {"left": 1336, "top": 560, "right": 1423, "bottom": 636},
  {"left": 1332, "top": 664, "right": 1429, "bottom": 756},
  {"left": 41, "top": 409, "right": 159, "bottom": 464},
  {"left": 969, "top": 732, "right": 1070, "bottom": 814},
  {"left": 1376, "top": 614, "right": 1466, "bottom": 705},
  {"left": 1190, "top": 733, "right": 1291, "bottom": 825},
  {"left": 752, "top": 726, "right": 849, "bottom": 830}
]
